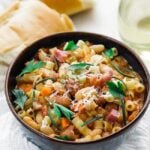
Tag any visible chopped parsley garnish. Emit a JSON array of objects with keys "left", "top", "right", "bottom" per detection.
[
  {"left": 19, "top": 60, "right": 45, "bottom": 77},
  {"left": 12, "top": 89, "right": 28, "bottom": 109},
  {"left": 53, "top": 103, "right": 74, "bottom": 120},
  {"left": 106, "top": 81, "right": 126, "bottom": 125},
  {"left": 104, "top": 48, "right": 116, "bottom": 59},
  {"left": 69, "top": 63, "right": 93, "bottom": 71},
  {"left": 64, "top": 41, "right": 79, "bottom": 51}
]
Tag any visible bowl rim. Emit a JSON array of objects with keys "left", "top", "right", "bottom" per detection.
[{"left": 5, "top": 31, "right": 150, "bottom": 145}]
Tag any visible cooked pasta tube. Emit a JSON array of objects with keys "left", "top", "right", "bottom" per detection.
[
  {"left": 72, "top": 116, "right": 92, "bottom": 136},
  {"left": 125, "top": 100, "right": 136, "bottom": 112},
  {"left": 23, "top": 116, "right": 40, "bottom": 130},
  {"left": 135, "top": 83, "right": 145, "bottom": 93},
  {"left": 112, "top": 126, "right": 122, "bottom": 133}
]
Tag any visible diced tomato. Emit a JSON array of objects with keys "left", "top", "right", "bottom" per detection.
[
  {"left": 106, "top": 109, "right": 120, "bottom": 122},
  {"left": 53, "top": 48, "right": 68, "bottom": 63}
]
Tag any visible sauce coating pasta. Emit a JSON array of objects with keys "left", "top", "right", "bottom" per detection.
[{"left": 13, "top": 40, "right": 145, "bottom": 142}]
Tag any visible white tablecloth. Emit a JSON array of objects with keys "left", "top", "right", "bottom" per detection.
[{"left": 0, "top": 0, "right": 150, "bottom": 150}]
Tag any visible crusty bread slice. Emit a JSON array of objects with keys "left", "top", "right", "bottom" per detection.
[{"left": 0, "top": 0, "right": 74, "bottom": 54}]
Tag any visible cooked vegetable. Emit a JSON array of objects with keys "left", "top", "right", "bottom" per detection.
[
  {"left": 18, "top": 83, "right": 33, "bottom": 92},
  {"left": 61, "top": 118, "right": 70, "bottom": 129},
  {"left": 40, "top": 87, "right": 52, "bottom": 96}
]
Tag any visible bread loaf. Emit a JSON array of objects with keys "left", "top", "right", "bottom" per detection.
[{"left": 0, "top": 0, "right": 74, "bottom": 54}]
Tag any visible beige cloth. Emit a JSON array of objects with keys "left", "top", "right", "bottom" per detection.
[{"left": 0, "top": 0, "right": 74, "bottom": 90}]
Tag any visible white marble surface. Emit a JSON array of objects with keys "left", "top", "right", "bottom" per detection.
[{"left": 0, "top": 0, "right": 150, "bottom": 150}]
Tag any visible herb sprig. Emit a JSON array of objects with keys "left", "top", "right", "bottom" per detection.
[
  {"left": 12, "top": 89, "right": 28, "bottom": 109},
  {"left": 106, "top": 81, "right": 125, "bottom": 98},
  {"left": 53, "top": 103, "right": 74, "bottom": 120},
  {"left": 48, "top": 108, "right": 60, "bottom": 130},
  {"left": 111, "top": 63, "right": 135, "bottom": 78},
  {"left": 104, "top": 48, "right": 116, "bottom": 59},
  {"left": 81, "top": 116, "right": 103, "bottom": 127},
  {"left": 19, "top": 60, "right": 45, "bottom": 77},
  {"left": 64, "top": 41, "right": 79, "bottom": 51},
  {"left": 106, "top": 81, "right": 127, "bottom": 125},
  {"left": 69, "top": 63, "right": 93, "bottom": 71},
  {"left": 55, "top": 135, "right": 71, "bottom": 141},
  {"left": 33, "top": 78, "right": 55, "bottom": 89}
]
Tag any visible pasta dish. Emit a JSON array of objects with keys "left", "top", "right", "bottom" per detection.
[{"left": 12, "top": 40, "right": 145, "bottom": 142}]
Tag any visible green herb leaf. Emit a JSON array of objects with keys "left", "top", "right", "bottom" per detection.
[
  {"left": 106, "top": 81, "right": 125, "bottom": 98},
  {"left": 81, "top": 116, "right": 103, "bottom": 127},
  {"left": 104, "top": 48, "right": 114, "bottom": 59},
  {"left": 69, "top": 63, "right": 93, "bottom": 71},
  {"left": 64, "top": 40, "right": 79, "bottom": 51},
  {"left": 54, "top": 103, "right": 74, "bottom": 120},
  {"left": 112, "top": 76, "right": 128, "bottom": 91},
  {"left": 33, "top": 78, "right": 55, "bottom": 89},
  {"left": 54, "top": 104, "right": 62, "bottom": 119},
  {"left": 55, "top": 135, "right": 71, "bottom": 141},
  {"left": 12, "top": 89, "right": 28, "bottom": 109},
  {"left": 111, "top": 63, "right": 135, "bottom": 78},
  {"left": 106, "top": 81, "right": 126, "bottom": 125},
  {"left": 48, "top": 108, "right": 60, "bottom": 130},
  {"left": 19, "top": 60, "right": 45, "bottom": 77}
]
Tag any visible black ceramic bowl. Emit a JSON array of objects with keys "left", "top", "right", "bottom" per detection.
[{"left": 5, "top": 32, "right": 150, "bottom": 150}]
